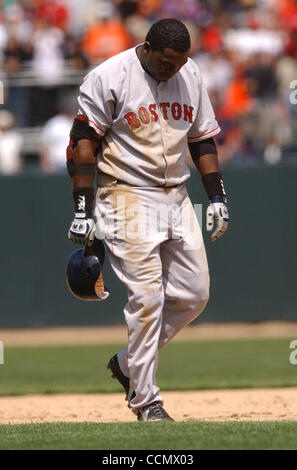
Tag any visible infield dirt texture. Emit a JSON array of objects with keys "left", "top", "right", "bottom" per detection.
[{"left": 1, "top": 322, "right": 297, "bottom": 424}]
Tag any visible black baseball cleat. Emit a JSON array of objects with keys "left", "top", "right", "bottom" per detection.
[
  {"left": 137, "top": 401, "right": 175, "bottom": 422},
  {"left": 107, "top": 354, "right": 135, "bottom": 402}
]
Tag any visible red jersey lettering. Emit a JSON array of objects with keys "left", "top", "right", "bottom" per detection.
[
  {"left": 184, "top": 105, "right": 194, "bottom": 123},
  {"left": 124, "top": 112, "right": 141, "bottom": 130},
  {"left": 149, "top": 104, "right": 158, "bottom": 121},
  {"left": 159, "top": 102, "right": 170, "bottom": 120},
  {"left": 138, "top": 107, "right": 150, "bottom": 124},
  {"left": 172, "top": 103, "right": 182, "bottom": 120}
]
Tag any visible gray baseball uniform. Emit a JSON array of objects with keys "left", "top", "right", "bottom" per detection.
[{"left": 76, "top": 45, "right": 220, "bottom": 412}]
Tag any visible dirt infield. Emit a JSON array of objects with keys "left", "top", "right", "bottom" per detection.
[
  {"left": 1, "top": 388, "right": 296, "bottom": 424},
  {"left": 1, "top": 321, "right": 297, "bottom": 346},
  {"left": 1, "top": 322, "right": 296, "bottom": 425}
]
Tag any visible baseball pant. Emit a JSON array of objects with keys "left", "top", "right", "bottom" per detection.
[{"left": 95, "top": 183, "right": 209, "bottom": 412}]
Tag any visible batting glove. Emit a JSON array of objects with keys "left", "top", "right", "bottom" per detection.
[
  {"left": 68, "top": 212, "right": 95, "bottom": 245},
  {"left": 206, "top": 199, "right": 229, "bottom": 242}
]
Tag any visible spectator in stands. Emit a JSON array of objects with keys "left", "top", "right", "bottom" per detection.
[
  {"left": 65, "top": 35, "right": 90, "bottom": 70},
  {"left": 112, "top": 0, "right": 138, "bottom": 19},
  {"left": 30, "top": 16, "right": 65, "bottom": 125},
  {"left": 2, "top": 3, "right": 33, "bottom": 52},
  {"left": 82, "top": 1, "right": 131, "bottom": 63},
  {"left": 244, "top": 52, "right": 291, "bottom": 162},
  {"left": 135, "top": 0, "right": 162, "bottom": 20},
  {"left": 35, "top": 0, "right": 68, "bottom": 31},
  {"left": 216, "top": 60, "right": 254, "bottom": 162},
  {"left": 39, "top": 96, "right": 74, "bottom": 173},
  {"left": 31, "top": 17, "right": 65, "bottom": 86},
  {"left": 124, "top": 14, "right": 150, "bottom": 46},
  {"left": 0, "top": 110, "right": 23, "bottom": 174},
  {"left": 3, "top": 30, "right": 33, "bottom": 127},
  {"left": 158, "top": 0, "right": 203, "bottom": 24}
]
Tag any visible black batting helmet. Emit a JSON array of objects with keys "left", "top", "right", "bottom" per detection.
[{"left": 66, "top": 237, "right": 109, "bottom": 301}]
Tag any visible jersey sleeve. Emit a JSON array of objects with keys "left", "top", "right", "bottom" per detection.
[
  {"left": 77, "top": 68, "right": 115, "bottom": 137},
  {"left": 187, "top": 61, "right": 221, "bottom": 143}
]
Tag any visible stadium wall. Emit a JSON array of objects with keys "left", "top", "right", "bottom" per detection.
[{"left": 0, "top": 164, "right": 296, "bottom": 327}]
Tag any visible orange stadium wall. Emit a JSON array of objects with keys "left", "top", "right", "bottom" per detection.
[{"left": 0, "top": 164, "right": 296, "bottom": 327}]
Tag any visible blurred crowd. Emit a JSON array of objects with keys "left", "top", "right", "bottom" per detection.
[{"left": 0, "top": 0, "right": 297, "bottom": 173}]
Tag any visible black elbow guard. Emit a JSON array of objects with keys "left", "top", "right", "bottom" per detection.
[
  {"left": 66, "top": 142, "right": 96, "bottom": 177},
  {"left": 189, "top": 137, "right": 217, "bottom": 161}
]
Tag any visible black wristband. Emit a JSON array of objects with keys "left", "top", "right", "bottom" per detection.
[
  {"left": 202, "top": 172, "right": 227, "bottom": 202},
  {"left": 73, "top": 187, "right": 94, "bottom": 214}
]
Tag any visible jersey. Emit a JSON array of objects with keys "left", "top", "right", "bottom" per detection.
[{"left": 77, "top": 45, "right": 220, "bottom": 187}]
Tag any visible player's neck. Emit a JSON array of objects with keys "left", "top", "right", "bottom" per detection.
[{"left": 136, "top": 44, "right": 159, "bottom": 82}]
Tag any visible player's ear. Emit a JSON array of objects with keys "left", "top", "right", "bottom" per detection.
[{"left": 143, "top": 42, "right": 152, "bottom": 55}]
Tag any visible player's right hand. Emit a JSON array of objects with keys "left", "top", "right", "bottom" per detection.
[{"left": 68, "top": 213, "right": 95, "bottom": 245}]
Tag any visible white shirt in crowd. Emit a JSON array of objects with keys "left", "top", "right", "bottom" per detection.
[
  {"left": 40, "top": 114, "right": 73, "bottom": 172},
  {"left": 0, "top": 130, "right": 23, "bottom": 174},
  {"left": 32, "top": 26, "right": 65, "bottom": 86}
]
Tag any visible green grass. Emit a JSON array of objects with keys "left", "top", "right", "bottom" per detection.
[
  {"left": 0, "top": 421, "right": 297, "bottom": 450},
  {"left": 0, "top": 338, "right": 296, "bottom": 395}
]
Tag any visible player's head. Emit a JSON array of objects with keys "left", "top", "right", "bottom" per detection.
[{"left": 143, "top": 19, "right": 191, "bottom": 82}]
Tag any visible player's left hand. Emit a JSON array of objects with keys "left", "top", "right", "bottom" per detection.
[
  {"left": 68, "top": 213, "right": 95, "bottom": 245},
  {"left": 206, "top": 202, "right": 229, "bottom": 242}
]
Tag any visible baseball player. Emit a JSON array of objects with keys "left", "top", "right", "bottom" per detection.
[{"left": 67, "top": 19, "right": 229, "bottom": 422}]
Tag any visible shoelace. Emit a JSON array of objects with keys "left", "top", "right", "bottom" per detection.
[{"left": 149, "top": 402, "right": 164, "bottom": 418}]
